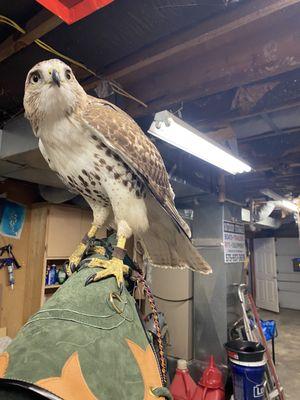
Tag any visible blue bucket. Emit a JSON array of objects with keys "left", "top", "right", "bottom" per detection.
[
  {"left": 229, "top": 359, "right": 266, "bottom": 400},
  {"left": 225, "top": 340, "right": 266, "bottom": 400}
]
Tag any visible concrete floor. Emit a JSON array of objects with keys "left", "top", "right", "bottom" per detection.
[{"left": 260, "top": 308, "right": 300, "bottom": 400}]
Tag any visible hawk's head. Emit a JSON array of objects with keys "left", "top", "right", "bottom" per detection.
[{"left": 24, "top": 59, "right": 86, "bottom": 128}]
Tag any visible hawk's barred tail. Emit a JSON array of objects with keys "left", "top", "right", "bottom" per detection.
[{"left": 141, "top": 195, "right": 212, "bottom": 273}]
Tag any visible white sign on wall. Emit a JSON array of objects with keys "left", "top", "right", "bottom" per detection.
[{"left": 223, "top": 220, "right": 246, "bottom": 264}]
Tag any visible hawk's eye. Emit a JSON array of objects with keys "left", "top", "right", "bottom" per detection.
[
  {"left": 65, "top": 70, "right": 72, "bottom": 80},
  {"left": 30, "top": 71, "right": 41, "bottom": 84}
]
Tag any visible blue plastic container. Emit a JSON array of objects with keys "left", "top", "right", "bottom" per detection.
[
  {"left": 230, "top": 359, "right": 266, "bottom": 399},
  {"left": 224, "top": 340, "right": 266, "bottom": 400}
]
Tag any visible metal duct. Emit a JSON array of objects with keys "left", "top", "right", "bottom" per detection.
[
  {"left": 254, "top": 199, "right": 298, "bottom": 229},
  {"left": 39, "top": 185, "right": 77, "bottom": 204},
  {"left": 256, "top": 202, "right": 276, "bottom": 221}
]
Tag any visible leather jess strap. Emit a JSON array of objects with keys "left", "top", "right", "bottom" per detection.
[{"left": 112, "top": 246, "right": 127, "bottom": 260}]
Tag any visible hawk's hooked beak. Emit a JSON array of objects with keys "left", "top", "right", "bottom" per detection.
[{"left": 51, "top": 69, "right": 61, "bottom": 87}]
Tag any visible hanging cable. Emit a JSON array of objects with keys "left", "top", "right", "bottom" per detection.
[{"left": 0, "top": 15, "right": 147, "bottom": 108}]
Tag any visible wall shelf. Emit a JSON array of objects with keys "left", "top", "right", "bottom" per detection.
[{"left": 25, "top": 204, "right": 94, "bottom": 318}]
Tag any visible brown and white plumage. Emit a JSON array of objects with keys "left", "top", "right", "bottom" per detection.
[{"left": 23, "top": 59, "right": 211, "bottom": 274}]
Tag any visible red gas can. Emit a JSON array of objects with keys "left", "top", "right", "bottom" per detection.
[
  {"left": 170, "top": 359, "right": 197, "bottom": 400},
  {"left": 193, "top": 356, "right": 225, "bottom": 400}
]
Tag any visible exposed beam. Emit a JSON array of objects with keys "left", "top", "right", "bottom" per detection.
[
  {"left": 84, "top": 0, "right": 300, "bottom": 116},
  {"left": 179, "top": 66, "right": 300, "bottom": 127},
  {"left": 204, "top": 126, "right": 235, "bottom": 142},
  {"left": 125, "top": 0, "right": 300, "bottom": 116},
  {"left": 103, "top": 0, "right": 300, "bottom": 83},
  {"left": 0, "top": 9, "right": 62, "bottom": 64},
  {"left": 237, "top": 127, "right": 300, "bottom": 144}
]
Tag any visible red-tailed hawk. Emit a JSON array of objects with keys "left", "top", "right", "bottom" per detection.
[{"left": 24, "top": 59, "right": 211, "bottom": 286}]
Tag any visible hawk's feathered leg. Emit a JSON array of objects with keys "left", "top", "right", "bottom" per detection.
[
  {"left": 85, "top": 234, "right": 129, "bottom": 288},
  {"left": 65, "top": 224, "right": 98, "bottom": 276},
  {"left": 83, "top": 202, "right": 130, "bottom": 288},
  {"left": 66, "top": 203, "right": 111, "bottom": 276}
]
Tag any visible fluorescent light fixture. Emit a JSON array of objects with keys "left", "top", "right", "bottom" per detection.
[{"left": 148, "top": 111, "right": 251, "bottom": 175}]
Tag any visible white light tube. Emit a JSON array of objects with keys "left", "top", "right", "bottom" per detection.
[{"left": 148, "top": 111, "right": 251, "bottom": 175}]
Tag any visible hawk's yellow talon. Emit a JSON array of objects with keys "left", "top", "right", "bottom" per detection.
[
  {"left": 85, "top": 234, "right": 129, "bottom": 287},
  {"left": 86, "top": 257, "right": 129, "bottom": 287}
]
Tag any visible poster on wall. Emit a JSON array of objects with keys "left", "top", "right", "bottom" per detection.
[
  {"left": 223, "top": 220, "right": 246, "bottom": 263},
  {"left": 0, "top": 200, "right": 26, "bottom": 239}
]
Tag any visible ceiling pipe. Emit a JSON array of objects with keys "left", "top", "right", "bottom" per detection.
[
  {"left": 252, "top": 198, "right": 299, "bottom": 230},
  {"left": 256, "top": 200, "right": 297, "bottom": 221},
  {"left": 39, "top": 185, "right": 77, "bottom": 203},
  {"left": 256, "top": 201, "right": 276, "bottom": 221}
]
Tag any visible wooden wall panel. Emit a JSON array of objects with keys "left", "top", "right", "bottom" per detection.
[
  {"left": 0, "top": 179, "right": 39, "bottom": 337},
  {"left": 46, "top": 206, "right": 82, "bottom": 258},
  {"left": 23, "top": 206, "right": 48, "bottom": 323},
  {"left": 0, "top": 180, "right": 107, "bottom": 336}
]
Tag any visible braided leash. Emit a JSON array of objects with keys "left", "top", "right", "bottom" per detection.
[{"left": 136, "top": 273, "right": 167, "bottom": 386}]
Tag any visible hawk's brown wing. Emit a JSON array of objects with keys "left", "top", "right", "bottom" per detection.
[{"left": 82, "top": 96, "right": 191, "bottom": 237}]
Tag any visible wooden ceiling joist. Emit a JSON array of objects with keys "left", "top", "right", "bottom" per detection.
[
  {"left": 0, "top": 9, "right": 62, "bottom": 64},
  {"left": 83, "top": 0, "right": 300, "bottom": 117},
  {"left": 1, "top": 0, "right": 299, "bottom": 121},
  {"left": 104, "top": 0, "right": 300, "bottom": 82}
]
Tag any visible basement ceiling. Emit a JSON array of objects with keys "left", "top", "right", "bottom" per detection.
[
  {"left": 0, "top": 0, "right": 241, "bottom": 122},
  {"left": 1, "top": 0, "right": 300, "bottom": 203}
]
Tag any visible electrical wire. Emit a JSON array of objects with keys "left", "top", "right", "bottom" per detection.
[
  {"left": 153, "top": 294, "right": 193, "bottom": 302},
  {"left": 0, "top": 15, "right": 147, "bottom": 108}
]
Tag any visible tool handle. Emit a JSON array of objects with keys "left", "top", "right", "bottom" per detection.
[
  {"left": 7, "top": 263, "right": 15, "bottom": 289},
  {"left": 9, "top": 249, "right": 22, "bottom": 269}
]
